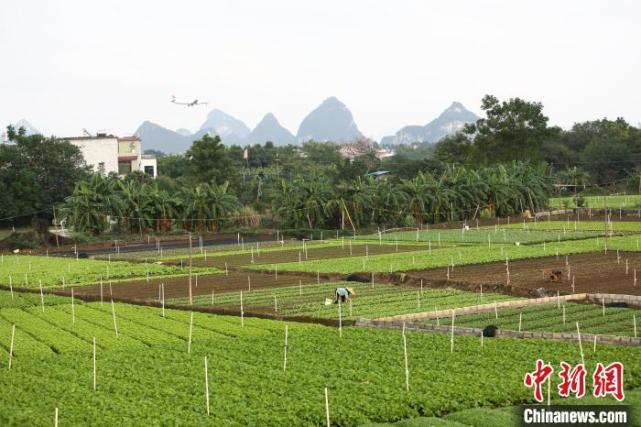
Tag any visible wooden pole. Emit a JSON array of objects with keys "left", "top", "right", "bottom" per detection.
[
  {"left": 634, "top": 315, "right": 637, "bottom": 338},
  {"left": 593, "top": 335, "right": 597, "bottom": 353},
  {"left": 518, "top": 312, "right": 522, "bottom": 332},
  {"left": 8, "top": 276, "right": 13, "bottom": 300},
  {"left": 54, "top": 407, "right": 59, "bottom": 427},
  {"left": 563, "top": 305, "right": 566, "bottom": 324},
  {"left": 240, "top": 291, "right": 244, "bottom": 327},
  {"left": 111, "top": 299, "right": 119, "bottom": 338},
  {"left": 93, "top": 337, "right": 96, "bottom": 391},
  {"left": 247, "top": 275, "right": 251, "bottom": 292},
  {"left": 204, "top": 356, "right": 210, "bottom": 416},
  {"left": 161, "top": 283, "right": 165, "bottom": 317},
  {"left": 8, "top": 324, "right": 15, "bottom": 370}
]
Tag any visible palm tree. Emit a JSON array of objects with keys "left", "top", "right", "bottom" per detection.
[{"left": 60, "top": 174, "right": 122, "bottom": 235}]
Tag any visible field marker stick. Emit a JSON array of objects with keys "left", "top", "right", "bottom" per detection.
[
  {"left": 576, "top": 322, "right": 585, "bottom": 366},
  {"left": 420, "top": 279, "right": 423, "bottom": 295},
  {"left": 634, "top": 315, "right": 637, "bottom": 338},
  {"left": 518, "top": 312, "right": 522, "bottom": 332},
  {"left": 8, "top": 276, "right": 12, "bottom": 300},
  {"left": 111, "top": 299, "right": 119, "bottom": 338},
  {"left": 494, "top": 303, "right": 498, "bottom": 319},
  {"left": 188, "top": 312, "right": 194, "bottom": 354},
  {"left": 324, "top": 387, "right": 330, "bottom": 427},
  {"left": 547, "top": 378, "right": 551, "bottom": 406},
  {"left": 39, "top": 281, "right": 44, "bottom": 312},
  {"left": 204, "top": 356, "right": 210, "bottom": 415},
  {"left": 274, "top": 296, "right": 278, "bottom": 313},
  {"left": 635, "top": 269, "right": 638, "bottom": 287},
  {"left": 161, "top": 283, "right": 165, "bottom": 317},
  {"left": 8, "top": 324, "right": 15, "bottom": 370},
  {"left": 240, "top": 291, "right": 244, "bottom": 327},
  {"left": 563, "top": 305, "right": 566, "bottom": 324},
  {"left": 71, "top": 289, "right": 75, "bottom": 324},
  {"left": 93, "top": 337, "right": 96, "bottom": 391},
  {"left": 225, "top": 262, "right": 228, "bottom": 276},
  {"left": 602, "top": 298, "right": 605, "bottom": 316},
  {"left": 626, "top": 259, "right": 629, "bottom": 275},
  {"left": 402, "top": 322, "right": 409, "bottom": 392},
  {"left": 480, "top": 330, "right": 484, "bottom": 349},
  {"left": 99, "top": 278, "right": 103, "bottom": 305},
  {"left": 247, "top": 276, "right": 251, "bottom": 292},
  {"left": 54, "top": 408, "right": 58, "bottom": 427},
  {"left": 593, "top": 335, "right": 597, "bottom": 353},
  {"left": 450, "top": 311, "right": 455, "bottom": 353},
  {"left": 349, "top": 300, "right": 352, "bottom": 317},
  {"left": 299, "top": 280, "right": 302, "bottom": 296},
  {"left": 557, "top": 291, "right": 560, "bottom": 309},
  {"left": 283, "top": 324, "right": 288, "bottom": 372},
  {"left": 338, "top": 301, "right": 342, "bottom": 338}
]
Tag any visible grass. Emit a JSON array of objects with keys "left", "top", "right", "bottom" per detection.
[
  {"left": 549, "top": 194, "right": 641, "bottom": 209},
  {"left": 1, "top": 290, "right": 639, "bottom": 425},
  {"left": 169, "top": 283, "right": 516, "bottom": 320},
  {"left": 0, "top": 255, "right": 217, "bottom": 288},
  {"left": 422, "top": 302, "right": 640, "bottom": 337},
  {"left": 497, "top": 219, "right": 641, "bottom": 232}
]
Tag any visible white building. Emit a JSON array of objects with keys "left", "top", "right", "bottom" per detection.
[{"left": 63, "top": 133, "right": 157, "bottom": 177}]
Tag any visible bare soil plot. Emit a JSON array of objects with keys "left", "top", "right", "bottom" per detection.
[
  {"left": 64, "top": 271, "right": 323, "bottom": 301},
  {"left": 186, "top": 243, "right": 421, "bottom": 268},
  {"left": 410, "top": 251, "right": 641, "bottom": 296}
]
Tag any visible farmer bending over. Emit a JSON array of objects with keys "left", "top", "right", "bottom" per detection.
[{"left": 334, "top": 287, "right": 355, "bottom": 303}]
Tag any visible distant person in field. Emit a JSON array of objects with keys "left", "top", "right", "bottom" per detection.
[{"left": 334, "top": 287, "right": 355, "bottom": 303}]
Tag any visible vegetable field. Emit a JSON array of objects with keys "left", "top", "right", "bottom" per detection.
[
  {"left": 422, "top": 302, "right": 641, "bottom": 337},
  {"left": 0, "top": 255, "right": 216, "bottom": 288},
  {"left": 169, "top": 283, "right": 516, "bottom": 320},
  {"left": 0, "top": 290, "right": 638, "bottom": 426}
]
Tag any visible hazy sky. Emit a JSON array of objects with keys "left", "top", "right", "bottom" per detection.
[{"left": 1, "top": 0, "right": 640, "bottom": 140}]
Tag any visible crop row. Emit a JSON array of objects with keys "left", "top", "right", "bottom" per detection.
[
  {"left": 497, "top": 219, "right": 641, "bottom": 232},
  {"left": 0, "top": 255, "right": 216, "bottom": 288},
  {"left": 361, "top": 227, "right": 603, "bottom": 245},
  {"left": 423, "top": 303, "right": 640, "bottom": 337},
  {"left": 255, "top": 234, "right": 641, "bottom": 274},
  {"left": 172, "top": 283, "right": 516, "bottom": 320},
  {"left": 0, "top": 290, "right": 639, "bottom": 426}
]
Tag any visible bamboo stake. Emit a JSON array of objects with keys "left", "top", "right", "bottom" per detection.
[
  {"left": 54, "top": 408, "right": 59, "bottom": 427},
  {"left": 563, "top": 305, "right": 566, "bottom": 324},
  {"left": 518, "top": 312, "right": 522, "bottom": 332},
  {"left": 402, "top": 322, "right": 409, "bottom": 392},
  {"left": 283, "top": 324, "right": 288, "bottom": 371},
  {"left": 338, "top": 301, "right": 342, "bottom": 338},
  {"left": 188, "top": 312, "right": 194, "bottom": 354},
  {"left": 111, "top": 299, "right": 118, "bottom": 337},
  {"left": 39, "top": 280, "right": 44, "bottom": 312},
  {"left": 204, "top": 356, "right": 210, "bottom": 415},
  {"left": 161, "top": 283, "right": 165, "bottom": 317},
  {"left": 71, "top": 289, "right": 75, "bottom": 324},
  {"left": 8, "top": 276, "right": 12, "bottom": 300},
  {"left": 634, "top": 315, "right": 637, "bottom": 338},
  {"left": 8, "top": 324, "right": 15, "bottom": 370},
  {"left": 299, "top": 280, "right": 302, "bottom": 296},
  {"left": 324, "top": 387, "right": 330, "bottom": 427},
  {"left": 576, "top": 322, "right": 585, "bottom": 366},
  {"left": 93, "top": 337, "right": 96, "bottom": 391},
  {"left": 240, "top": 291, "right": 244, "bottom": 327},
  {"left": 450, "top": 311, "right": 455, "bottom": 353},
  {"left": 593, "top": 335, "right": 597, "bottom": 353},
  {"left": 247, "top": 275, "right": 251, "bottom": 292}
]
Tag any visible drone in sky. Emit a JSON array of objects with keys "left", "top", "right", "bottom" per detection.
[{"left": 171, "top": 95, "right": 208, "bottom": 107}]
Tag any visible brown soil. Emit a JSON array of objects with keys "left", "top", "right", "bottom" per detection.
[
  {"left": 63, "top": 271, "right": 336, "bottom": 301},
  {"left": 187, "top": 244, "right": 421, "bottom": 268},
  {"left": 408, "top": 251, "right": 641, "bottom": 296}
]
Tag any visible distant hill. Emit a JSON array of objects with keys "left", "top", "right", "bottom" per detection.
[
  {"left": 13, "top": 119, "right": 41, "bottom": 136},
  {"left": 134, "top": 121, "right": 192, "bottom": 153},
  {"left": 296, "top": 97, "right": 362, "bottom": 143},
  {"left": 381, "top": 102, "right": 479, "bottom": 145},
  {"left": 175, "top": 128, "right": 192, "bottom": 137},
  {"left": 199, "top": 109, "right": 250, "bottom": 144},
  {"left": 244, "top": 113, "right": 295, "bottom": 145}
]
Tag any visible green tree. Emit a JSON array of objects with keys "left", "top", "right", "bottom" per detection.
[
  {"left": 185, "top": 134, "right": 237, "bottom": 185},
  {"left": 465, "top": 95, "right": 552, "bottom": 164}
]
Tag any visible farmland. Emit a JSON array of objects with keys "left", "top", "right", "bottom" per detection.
[
  {"left": 422, "top": 302, "right": 640, "bottom": 337},
  {"left": 549, "top": 195, "right": 641, "bottom": 209},
  {"left": 0, "top": 290, "right": 638, "bottom": 426},
  {"left": 2, "top": 219, "right": 641, "bottom": 425},
  {"left": 0, "top": 255, "right": 216, "bottom": 288},
  {"left": 169, "top": 283, "right": 516, "bottom": 320}
]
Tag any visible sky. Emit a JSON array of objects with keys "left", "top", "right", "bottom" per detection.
[{"left": 1, "top": 0, "right": 640, "bottom": 141}]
